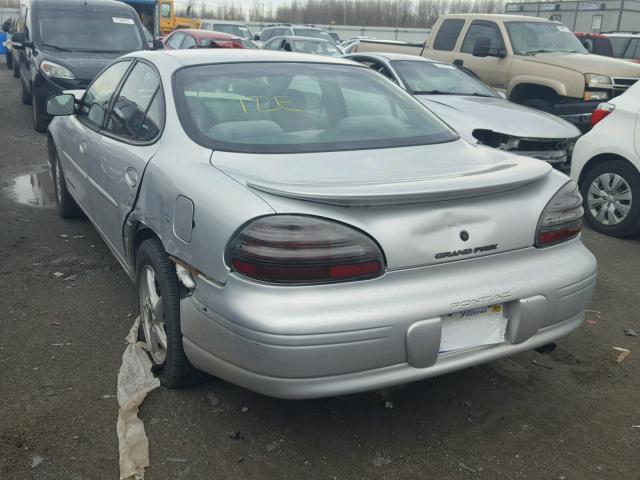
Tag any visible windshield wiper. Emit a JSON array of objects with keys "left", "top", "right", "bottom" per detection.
[
  {"left": 525, "top": 49, "right": 559, "bottom": 55},
  {"left": 76, "top": 49, "right": 126, "bottom": 53},
  {"left": 40, "top": 43, "right": 73, "bottom": 52},
  {"left": 462, "top": 93, "right": 496, "bottom": 98}
]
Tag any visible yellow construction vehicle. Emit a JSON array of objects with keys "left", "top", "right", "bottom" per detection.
[{"left": 159, "top": 0, "right": 200, "bottom": 36}]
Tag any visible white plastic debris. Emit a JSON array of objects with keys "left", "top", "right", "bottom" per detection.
[
  {"left": 117, "top": 316, "right": 160, "bottom": 480},
  {"left": 175, "top": 264, "right": 196, "bottom": 289},
  {"left": 31, "top": 455, "right": 44, "bottom": 468}
]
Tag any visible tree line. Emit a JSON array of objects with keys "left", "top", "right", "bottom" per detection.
[{"left": 179, "top": 0, "right": 508, "bottom": 28}]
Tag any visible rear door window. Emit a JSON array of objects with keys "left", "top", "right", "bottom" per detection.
[
  {"left": 433, "top": 19, "right": 465, "bottom": 51},
  {"left": 79, "top": 61, "right": 131, "bottom": 129},
  {"left": 105, "top": 62, "right": 162, "bottom": 141}
]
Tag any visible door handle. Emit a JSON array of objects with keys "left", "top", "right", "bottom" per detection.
[
  {"left": 125, "top": 167, "right": 138, "bottom": 188},
  {"left": 79, "top": 140, "right": 88, "bottom": 154},
  {"left": 453, "top": 59, "right": 464, "bottom": 67}
]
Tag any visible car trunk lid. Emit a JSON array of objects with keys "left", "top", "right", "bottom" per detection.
[{"left": 211, "top": 141, "right": 557, "bottom": 269}]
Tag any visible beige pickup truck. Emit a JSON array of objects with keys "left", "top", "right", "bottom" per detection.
[{"left": 354, "top": 14, "right": 640, "bottom": 129}]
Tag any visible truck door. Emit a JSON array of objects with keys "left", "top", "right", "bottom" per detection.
[
  {"left": 454, "top": 20, "right": 512, "bottom": 92},
  {"left": 427, "top": 18, "right": 466, "bottom": 64}
]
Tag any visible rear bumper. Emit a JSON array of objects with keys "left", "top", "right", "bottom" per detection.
[
  {"left": 554, "top": 100, "right": 601, "bottom": 130},
  {"left": 181, "top": 239, "right": 597, "bottom": 399}
]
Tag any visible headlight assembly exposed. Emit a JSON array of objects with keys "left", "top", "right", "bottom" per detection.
[{"left": 40, "top": 60, "right": 75, "bottom": 80}]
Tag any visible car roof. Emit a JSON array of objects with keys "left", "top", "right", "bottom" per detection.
[
  {"left": 346, "top": 52, "right": 437, "bottom": 63},
  {"left": 442, "top": 13, "right": 549, "bottom": 22},
  {"left": 128, "top": 48, "right": 358, "bottom": 67},
  {"left": 31, "top": 0, "right": 135, "bottom": 12},
  {"left": 265, "top": 25, "right": 325, "bottom": 31},
  {"left": 200, "top": 19, "right": 249, "bottom": 26},
  {"left": 269, "top": 36, "right": 334, "bottom": 43},
  {"left": 604, "top": 32, "right": 640, "bottom": 38},
  {"left": 171, "top": 29, "right": 239, "bottom": 40}
]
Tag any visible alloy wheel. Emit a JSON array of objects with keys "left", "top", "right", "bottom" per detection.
[{"left": 139, "top": 265, "right": 168, "bottom": 365}]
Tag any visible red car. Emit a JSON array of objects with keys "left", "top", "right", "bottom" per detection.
[{"left": 162, "top": 29, "right": 257, "bottom": 50}]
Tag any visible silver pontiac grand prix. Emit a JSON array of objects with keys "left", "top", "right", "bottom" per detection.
[{"left": 46, "top": 49, "right": 597, "bottom": 399}]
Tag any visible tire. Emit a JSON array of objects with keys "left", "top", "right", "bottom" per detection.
[
  {"left": 6, "top": 52, "right": 12, "bottom": 70},
  {"left": 32, "top": 93, "right": 49, "bottom": 133},
  {"left": 580, "top": 159, "right": 640, "bottom": 237},
  {"left": 521, "top": 98, "right": 554, "bottom": 114},
  {"left": 51, "top": 149, "right": 83, "bottom": 219},
  {"left": 20, "top": 75, "right": 32, "bottom": 105},
  {"left": 136, "top": 237, "right": 201, "bottom": 388},
  {"left": 12, "top": 60, "right": 19, "bottom": 78}
]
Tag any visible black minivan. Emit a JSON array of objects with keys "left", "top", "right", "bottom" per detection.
[{"left": 11, "top": 0, "right": 148, "bottom": 132}]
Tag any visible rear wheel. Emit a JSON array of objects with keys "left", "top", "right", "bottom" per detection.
[
  {"left": 136, "top": 238, "right": 201, "bottom": 388},
  {"left": 51, "top": 150, "right": 83, "bottom": 219},
  {"left": 6, "top": 52, "right": 12, "bottom": 70},
  {"left": 581, "top": 159, "right": 640, "bottom": 237},
  {"left": 12, "top": 60, "right": 19, "bottom": 78}
]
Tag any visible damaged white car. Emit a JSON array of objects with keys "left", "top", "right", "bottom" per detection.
[{"left": 345, "top": 53, "right": 581, "bottom": 170}]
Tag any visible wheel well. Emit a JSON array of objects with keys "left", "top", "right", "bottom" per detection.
[
  {"left": 131, "top": 225, "right": 160, "bottom": 268},
  {"left": 509, "top": 83, "right": 558, "bottom": 104},
  {"left": 578, "top": 153, "right": 638, "bottom": 185}
]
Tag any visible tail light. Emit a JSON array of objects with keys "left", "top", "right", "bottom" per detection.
[
  {"left": 226, "top": 215, "right": 385, "bottom": 284},
  {"left": 590, "top": 102, "right": 615, "bottom": 127},
  {"left": 536, "top": 182, "right": 583, "bottom": 247}
]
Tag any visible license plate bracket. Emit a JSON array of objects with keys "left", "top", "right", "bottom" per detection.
[{"left": 440, "top": 304, "right": 508, "bottom": 353}]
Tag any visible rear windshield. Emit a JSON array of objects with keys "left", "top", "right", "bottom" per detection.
[
  {"left": 36, "top": 9, "right": 144, "bottom": 53},
  {"left": 213, "top": 23, "right": 252, "bottom": 39},
  {"left": 292, "top": 39, "right": 342, "bottom": 57},
  {"left": 173, "top": 63, "right": 457, "bottom": 154},
  {"left": 294, "top": 28, "right": 332, "bottom": 41}
]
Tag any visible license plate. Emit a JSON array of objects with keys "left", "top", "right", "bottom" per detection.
[{"left": 440, "top": 304, "right": 508, "bottom": 353}]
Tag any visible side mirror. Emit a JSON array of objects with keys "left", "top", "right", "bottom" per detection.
[
  {"left": 11, "top": 31, "right": 25, "bottom": 49},
  {"left": 254, "top": 33, "right": 261, "bottom": 41},
  {"left": 473, "top": 36, "right": 506, "bottom": 58},
  {"left": 152, "top": 38, "right": 164, "bottom": 50},
  {"left": 46, "top": 94, "right": 75, "bottom": 116},
  {"left": 472, "top": 36, "right": 491, "bottom": 57}
]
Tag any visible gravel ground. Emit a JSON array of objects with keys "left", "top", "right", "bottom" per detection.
[{"left": 0, "top": 59, "right": 639, "bottom": 480}]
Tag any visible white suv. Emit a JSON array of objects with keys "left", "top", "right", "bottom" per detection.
[{"left": 571, "top": 80, "right": 640, "bottom": 237}]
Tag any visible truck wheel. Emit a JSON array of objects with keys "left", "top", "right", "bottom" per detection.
[
  {"left": 136, "top": 237, "right": 202, "bottom": 388},
  {"left": 12, "top": 60, "right": 19, "bottom": 78},
  {"left": 581, "top": 159, "right": 640, "bottom": 237},
  {"left": 20, "top": 76, "right": 32, "bottom": 105},
  {"left": 521, "top": 98, "right": 554, "bottom": 114},
  {"left": 6, "top": 52, "right": 12, "bottom": 70}
]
